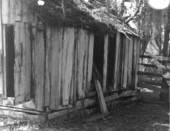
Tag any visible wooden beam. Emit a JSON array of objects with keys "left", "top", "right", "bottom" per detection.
[
  {"left": 94, "top": 79, "right": 108, "bottom": 113},
  {"left": 48, "top": 90, "right": 138, "bottom": 120},
  {"left": 103, "top": 34, "right": 109, "bottom": 92}
]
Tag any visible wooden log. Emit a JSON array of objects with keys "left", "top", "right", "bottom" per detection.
[
  {"left": 62, "top": 28, "right": 75, "bottom": 106},
  {"left": 34, "top": 31, "right": 45, "bottom": 111},
  {"left": 103, "top": 34, "right": 109, "bottom": 92},
  {"left": 2, "top": 0, "right": 10, "bottom": 24},
  {"left": 94, "top": 79, "right": 108, "bottom": 113},
  {"left": 86, "top": 112, "right": 110, "bottom": 122}
]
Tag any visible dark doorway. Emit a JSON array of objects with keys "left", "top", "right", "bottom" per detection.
[
  {"left": 107, "top": 36, "right": 116, "bottom": 88},
  {"left": 5, "top": 25, "right": 15, "bottom": 97},
  {"left": 93, "top": 35, "right": 104, "bottom": 79}
]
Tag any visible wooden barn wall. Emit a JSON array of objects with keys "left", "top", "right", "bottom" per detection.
[
  {"left": 0, "top": 0, "right": 36, "bottom": 104},
  {"left": 45, "top": 27, "right": 94, "bottom": 110},
  {"left": 112, "top": 33, "right": 140, "bottom": 91}
]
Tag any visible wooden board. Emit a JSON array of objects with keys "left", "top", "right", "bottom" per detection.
[
  {"left": 103, "top": 34, "right": 109, "bottom": 92},
  {"left": 94, "top": 79, "right": 108, "bottom": 113},
  {"left": 49, "top": 28, "right": 62, "bottom": 109},
  {"left": 62, "top": 28, "right": 75, "bottom": 106},
  {"left": 15, "top": 0, "right": 22, "bottom": 22},
  {"left": 127, "top": 37, "right": 133, "bottom": 89},
  {"left": 0, "top": 0, "right": 3, "bottom": 95},
  {"left": 34, "top": 31, "right": 45, "bottom": 111},
  {"left": 9, "top": 0, "right": 15, "bottom": 24},
  {"left": 14, "top": 23, "right": 22, "bottom": 101},
  {"left": 2, "top": 0, "right": 10, "bottom": 24},
  {"left": 86, "top": 33, "right": 94, "bottom": 93},
  {"left": 77, "top": 30, "right": 87, "bottom": 99},
  {"left": 113, "top": 32, "right": 121, "bottom": 89},
  {"left": 45, "top": 27, "right": 52, "bottom": 107},
  {"left": 24, "top": 23, "right": 31, "bottom": 101},
  {"left": 123, "top": 37, "right": 129, "bottom": 89}
]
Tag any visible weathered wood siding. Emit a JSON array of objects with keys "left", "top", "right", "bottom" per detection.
[
  {"left": 113, "top": 35, "right": 140, "bottom": 90},
  {"left": 45, "top": 27, "right": 94, "bottom": 109},
  {"left": 0, "top": 0, "right": 34, "bottom": 103}
]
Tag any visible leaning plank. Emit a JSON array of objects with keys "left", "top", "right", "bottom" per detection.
[
  {"left": 94, "top": 79, "right": 108, "bottom": 113},
  {"left": 103, "top": 34, "right": 109, "bottom": 92},
  {"left": 34, "top": 31, "right": 45, "bottom": 111}
]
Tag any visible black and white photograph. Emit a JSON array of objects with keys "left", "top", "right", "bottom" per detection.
[{"left": 0, "top": 0, "right": 169, "bottom": 130}]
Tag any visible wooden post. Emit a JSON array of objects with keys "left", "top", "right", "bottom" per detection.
[
  {"left": 94, "top": 79, "right": 108, "bottom": 113},
  {"left": 103, "top": 34, "right": 109, "bottom": 92}
]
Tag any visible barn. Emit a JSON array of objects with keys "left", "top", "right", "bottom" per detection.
[{"left": 0, "top": 0, "right": 141, "bottom": 121}]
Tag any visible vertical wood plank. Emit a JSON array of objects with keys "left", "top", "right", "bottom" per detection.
[
  {"left": 45, "top": 27, "right": 52, "bottom": 107},
  {"left": 2, "top": 0, "right": 10, "bottom": 24},
  {"left": 9, "top": 0, "right": 15, "bottom": 24},
  {"left": 123, "top": 37, "right": 129, "bottom": 89},
  {"left": 87, "top": 33, "right": 94, "bottom": 93},
  {"left": 0, "top": 0, "right": 3, "bottom": 94},
  {"left": 120, "top": 36, "right": 126, "bottom": 88},
  {"left": 103, "top": 34, "right": 109, "bottom": 92},
  {"left": 132, "top": 37, "right": 137, "bottom": 89},
  {"left": 14, "top": 23, "right": 21, "bottom": 99},
  {"left": 113, "top": 32, "right": 121, "bottom": 89},
  {"left": 24, "top": 23, "right": 31, "bottom": 101},
  {"left": 2, "top": 25, "right": 6, "bottom": 97},
  {"left": 135, "top": 39, "right": 140, "bottom": 89},
  {"left": 77, "top": 30, "right": 86, "bottom": 99},
  {"left": 50, "top": 28, "right": 63, "bottom": 109},
  {"left": 34, "top": 31, "right": 45, "bottom": 111},
  {"left": 127, "top": 37, "right": 133, "bottom": 89},
  {"left": 62, "top": 28, "right": 75, "bottom": 105},
  {"left": 15, "top": 0, "right": 22, "bottom": 22}
]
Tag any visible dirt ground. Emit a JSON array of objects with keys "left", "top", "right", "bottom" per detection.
[
  {"left": 41, "top": 100, "right": 169, "bottom": 131},
  {"left": 0, "top": 99, "right": 169, "bottom": 131}
]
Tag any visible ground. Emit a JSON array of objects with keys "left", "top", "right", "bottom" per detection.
[{"left": 0, "top": 98, "right": 169, "bottom": 131}]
